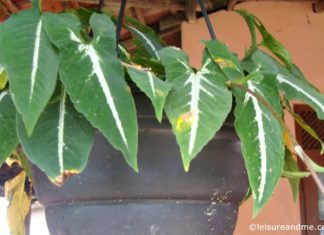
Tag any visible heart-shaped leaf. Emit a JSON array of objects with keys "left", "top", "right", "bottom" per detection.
[
  {"left": 127, "top": 67, "right": 171, "bottom": 122},
  {"left": 18, "top": 87, "right": 95, "bottom": 185},
  {"left": 160, "top": 47, "right": 232, "bottom": 170},
  {"left": 44, "top": 13, "right": 139, "bottom": 171},
  {"left": 1, "top": 8, "right": 59, "bottom": 135}
]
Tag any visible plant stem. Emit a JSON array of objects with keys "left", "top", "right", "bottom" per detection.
[
  {"left": 227, "top": 80, "right": 324, "bottom": 194},
  {"left": 121, "top": 61, "right": 152, "bottom": 72}
]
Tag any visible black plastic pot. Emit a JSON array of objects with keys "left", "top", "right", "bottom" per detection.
[{"left": 30, "top": 93, "right": 248, "bottom": 235}]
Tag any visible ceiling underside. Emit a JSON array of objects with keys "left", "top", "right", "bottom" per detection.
[{"left": 0, "top": 0, "right": 320, "bottom": 49}]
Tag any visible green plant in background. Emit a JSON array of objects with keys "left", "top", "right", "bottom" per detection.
[{"left": 0, "top": 1, "right": 323, "bottom": 233}]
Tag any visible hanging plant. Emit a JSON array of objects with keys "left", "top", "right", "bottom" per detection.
[{"left": 0, "top": 0, "right": 323, "bottom": 232}]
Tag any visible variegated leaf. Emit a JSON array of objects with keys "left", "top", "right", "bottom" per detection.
[
  {"left": 234, "top": 76, "right": 284, "bottom": 216},
  {"left": 44, "top": 13, "right": 139, "bottom": 171},
  {"left": 127, "top": 67, "right": 171, "bottom": 122},
  {"left": 277, "top": 67, "right": 324, "bottom": 120},
  {"left": 0, "top": 92, "right": 18, "bottom": 165},
  {"left": 160, "top": 47, "right": 232, "bottom": 170},
  {"left": 1, "top": 8, "right": 59, "bottom": 135},
  {"left": 126, "top": 17, "right": 164, "bottom": 60},
  {"left": 247, "top": 50, "right": 323, "bottom": 116},
  {"left": 203, "top": 40, "right": 244, "bottom": 80},
  {"left": 17, "top": 88, "right": 95, "bottom": 185}
]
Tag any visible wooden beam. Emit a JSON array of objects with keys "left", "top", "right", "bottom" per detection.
[
  {"left": 77, "top": 0, "right": 185, "bottom": 10},
  {"left": 0, "top": 0, "right": 18, "bottom": 13},
  {"left": 185, "top": 0, "right": 196, "bottom": 23},
  {"left": 313, "top": 0, "right": 324, "bottom": 13},
  {"left": 159, "top": 12, "right": 186, "bottom": 31},
  {"left": 133, "top": 7, "right": 146, "bottom": 24}
]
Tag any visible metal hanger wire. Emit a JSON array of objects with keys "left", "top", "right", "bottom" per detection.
[
  {"left": 98, "top": 0, "right": 216, "bottom": 53},
  {"left": 196, "top": 0, "right": 217, "bottom": 40}
]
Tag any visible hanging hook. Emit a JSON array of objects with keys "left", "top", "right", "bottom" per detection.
[
  {"left": 116, "top": 0, "right": 127, "bottom": 49},
  {"left": 196, "top": 0, "right": 217, "bottom": 40},
  {"left": 98, "top": 0, "right": 105, "bottom": 11}
]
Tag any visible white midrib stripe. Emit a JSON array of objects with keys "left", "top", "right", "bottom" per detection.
[
  {"left": 277, "top": 75, "right": 324, "bottom": 112},
  {"left": 246, "top": 81, "right": 267, "bottom": 202},
  {"left": 147, "top": 72, "right": 156, "bottom": 98},
  {"left": 0, "top": 91, "right": 8, "bottom": 102},
  {"left": 30, "top": 19, "right": 42, "bottom": 101},
  {"left": 58, "top": 89, "right": 66, "bottom": 174},
  {"left": 188, "top": 73, "right": 200, "bottom": 155},
  {"left": 69, "top": 30, "right": 129, "bottom": 149},
  {"left": 129, "top": 26, "right": 160, "bottom": 60},
  {"left": 186, "top": 70, "right": 216, "bottom": 155},
  {"left": 82, "top": 44, "right": 128, "bottom": 148}
]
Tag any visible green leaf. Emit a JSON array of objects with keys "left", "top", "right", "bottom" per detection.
[
  {"left": 204, "top": 40, "right": 244, "bottom": 80},
  {"left": 158, "top": 47, "right": 192, "bottom": 85},
  {"left": 0, "top": 92, "right": 18, "bottom": 165},
  {"left": 234, "top": 75, "right": 285, "bottom": 217},
  {"left": 17, "top": 88, "right": 95, "bottom": 185},
  {"left": 284, "top": 100, "right": 324, "bottom": 154},
  {"left": 250, "top": 50, "right": 279, "bottom": 75},
  {"left": 131, "top": 56, "right": 165, "bottom": 75},
  {"left": 258, "top": 25, "right": 292, "bottom": 69},
  {"left": 160, "top": 47, "right": 232, "bottom": 170},
  {"left": 126, "top": 17, "right": 165, "bottom": 60},
  {"left": 235, "top": 9, "right": 292, "bottom": 68},
  {"left": 0, "top": 65, "right": 8, "bottom": 90},
  {"left": 308, "top": 158, "right": 324, "bottom": 173},
  {"left": 283, "top": 149, "right": 308, "bottom": 201},
  {"left": 235, "top": 10, "right": 257, "bottom": 53},
  {"left": 127, "top": 67, "right": 171, "bottom": 122},
  {"left": 1, "top": 8, "right": 59, "bottom": 135},
  {"left": 282, "top": 170, "right": 310, "bottom": 179},
  {"left": 291, "top": 64, "right": 321, "bottom": 92},
  {"left": 118, "top": 44, "right": 131, "bottom": 63},
  {"left": 245, "top": 50, "right": 324, "bottom": 118},
  {"left": 18, "top": 151, "right": 33, "bottom": 180},
  {"left": 44, "top": 13, "right": 139, "bottom": 171},
  {"left": 240, "top": 51, "right": 283, "bottom": 114},
  {"left": 278, "top": 67, "right": 324, "bottom": 120}
]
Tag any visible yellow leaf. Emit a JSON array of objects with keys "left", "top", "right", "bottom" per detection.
[
  {"left": 5, "top": 171, "right": 31, "bottom": 235},
  {"left": 283, "top": 131, "right": 297, "bottom": 160},
  {"left": 51, "top": 169, "right": 80, "bottom": 187}
]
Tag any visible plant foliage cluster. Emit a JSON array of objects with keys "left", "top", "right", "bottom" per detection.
[{"left": 0, "top": 2, "right": 323, "bottom": 218}]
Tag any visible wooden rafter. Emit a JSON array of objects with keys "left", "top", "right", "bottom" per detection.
[
  {"left": 313, "top": 0, "right": 324, "bottom": 13},
  {"left": 0, "top": 0, "right": 18, "bottom": 13},
  {"left": 185, "top": 0, "right": 196, "bottom": 22},
  {"left": 78, "top": 0, "right": 185, "bottom": 10}
]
